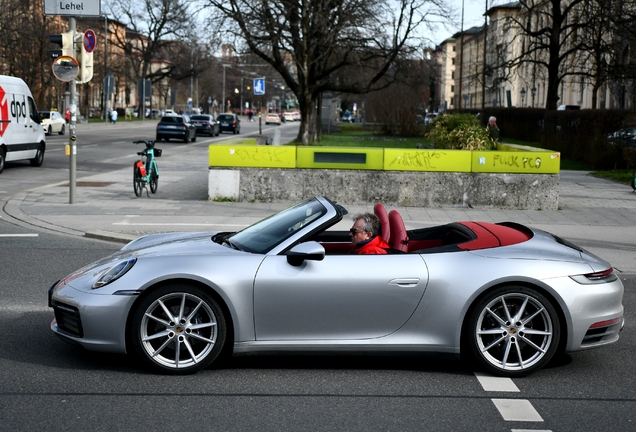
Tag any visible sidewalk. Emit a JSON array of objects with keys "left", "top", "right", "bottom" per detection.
[{"left": 2, "top": 136, "right": 636, "bottom": 272}]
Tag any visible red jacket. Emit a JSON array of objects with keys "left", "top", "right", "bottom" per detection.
[{"left": 352, "top": 235, "right": 390, "bottom": 255}]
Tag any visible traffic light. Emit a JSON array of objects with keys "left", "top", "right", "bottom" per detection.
[
  {"left": 49, "top": 31, "right": 74, "bottom": 59},
  {"left": 78, "top": 30, "right": 94, "bottom": 83}
]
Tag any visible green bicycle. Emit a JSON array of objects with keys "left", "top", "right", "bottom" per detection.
[{"left": 133, "top": 140, "right": 161, "bottom": 197}]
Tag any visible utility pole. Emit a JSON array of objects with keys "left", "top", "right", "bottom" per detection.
[
  {"left": 481, "top": 1, "right": 488, "bottom": 109},
  {"left": 69, "top": 17, "right": 77, "bottom": 204},
  {"left": 458, "top": 0, "right": 465, "bottom": 109}
]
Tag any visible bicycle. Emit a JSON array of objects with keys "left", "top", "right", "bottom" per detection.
[{"left": 132, "top": 140, "right": 162, "bottom": 197}]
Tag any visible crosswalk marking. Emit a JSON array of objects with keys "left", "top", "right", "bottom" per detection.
[
  {"left": 492, "top": 399, "right": 544, "bottom": 422},
  {"left": 474, "top": 372, "right": 520, "bottom": 392}
]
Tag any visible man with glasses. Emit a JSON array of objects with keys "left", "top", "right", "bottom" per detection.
[{"left": 350, "top": 213, "right": 390, "bottom": 254}]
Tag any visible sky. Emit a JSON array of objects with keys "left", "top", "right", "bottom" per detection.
[{"left": 432, "top": 0, "right": 503, "bottom": 45}]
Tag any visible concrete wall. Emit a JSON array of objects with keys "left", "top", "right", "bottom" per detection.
[{"left": 209, "top": 168, "right": 559, "bottom": 210}]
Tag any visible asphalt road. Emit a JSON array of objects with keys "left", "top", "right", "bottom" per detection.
[
  {"left": 0, "top": 225, "right": 634, "bottom": 431},
  {"left": 1, "top": 121, "right": 635, "bottom": 431}
]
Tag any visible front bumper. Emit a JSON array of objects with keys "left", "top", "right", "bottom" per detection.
[{"left": 49, "top": 282, "right": 138, "bottom": 353}]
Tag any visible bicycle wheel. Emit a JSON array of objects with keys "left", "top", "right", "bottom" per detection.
[
  {"left": 149, "top": 170, "right": 158, "bottom": 194},
  {"left": 133, "top": 163, "right": 143, "bottom": 197}
]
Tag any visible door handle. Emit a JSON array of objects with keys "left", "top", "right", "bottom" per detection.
[{"left": 388, "top": 278, "right": 420, "bottom": 287}]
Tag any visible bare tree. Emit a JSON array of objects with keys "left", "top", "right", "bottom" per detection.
[
  {"left": 505, "top": 0, "right": 593, "bottom": 110},
  {"left": 106, "top": 0, "right": 205, "bottom": 108},
  {"left": 205, "top": 0, "right": 449, "bottom": 144},
  {"left": 0, "top": 0, "right": 60, "bottom": 108}
]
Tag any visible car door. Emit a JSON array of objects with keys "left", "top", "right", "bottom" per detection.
[{"left": 253, "top": 253, "right": 429, "bottom": 340}]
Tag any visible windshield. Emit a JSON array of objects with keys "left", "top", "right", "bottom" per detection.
[
  {"left": 229, "top": 198, "right": 327, "bottom": 254},
  {"left": 218, "top": 114, "right": 234, "bottom": 121},
  {"left": 41, "top": 112, "right": 51, "bottom": 119}
]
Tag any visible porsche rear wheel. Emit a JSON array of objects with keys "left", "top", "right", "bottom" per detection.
[
  {"left": 131, "top": 284, "right": 226, "bottom": 374},
  {"left": 465, "top": 286, "right": 560, "bottom": 377}
]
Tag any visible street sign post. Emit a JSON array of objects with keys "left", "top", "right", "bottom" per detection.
[{"left": 44, "top": 0, "right": 101, "bottom": 16}]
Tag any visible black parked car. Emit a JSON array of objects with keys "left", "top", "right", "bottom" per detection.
[
  {"left": 191, "top": 114, "right": 220, "bottom": 137},
  {"left": 217, "top": 113, "right": 241, "bottom": 134},
  {"left": 156, "top": 115, "right": 196, "bottom": 143}
]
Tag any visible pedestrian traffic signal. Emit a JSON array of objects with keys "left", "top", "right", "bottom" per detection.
[{"left": 49, "top": 31, "right": 75, "bottom": 59}]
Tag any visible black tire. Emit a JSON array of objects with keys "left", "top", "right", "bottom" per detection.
[
  {"left": 463, "top": 285, "right": 560, "bottom": 377},
  {"left": 183, "top": 131, "right": 189, "bottom": 143},
  {"left": 149, "top": 168, "right": 158, "bottom": 194},
  {"left": 215, "top": 128, "right": 220, "bottom": 136},
  {"left": 30, "top": 144, "right": 44, "bottom": 167},
  {"left": 130, "top": 284, "right": 227, "bottom": 374},
  {"left": 59, "top": 124, "right": 65, "bottom": 135},
  {"left": 191, "top": 133, "right": 196, "bottom": 142},
  {"left": 133, "top": 163, "right": 143, "bottom": 197},
  {"left": 631, "top": 177, "right": 636, "bottom": 191},
  {"left": 0, "top": 148, "right": 5, "bottom": 174},
  {"left": 47, "top": 125, "right": 52, "bottom": 135}
]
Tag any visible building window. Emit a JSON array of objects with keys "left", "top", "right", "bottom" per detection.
[
  {"left": 452, "top": 57, "right": 456, "bottom": 65},
  {"left": 451, "top": 85, "right": 455, "bottom": 93},
  {"left": 451, "top": 71, "right": 455, "bottom": 79}
]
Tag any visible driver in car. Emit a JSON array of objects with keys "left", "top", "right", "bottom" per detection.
[{"left": 350, "top": 213, "right": 390, "bottom": 254}]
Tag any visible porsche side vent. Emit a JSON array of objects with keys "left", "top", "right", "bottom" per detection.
[{"left": 52, "top": 301, "right": 84, "bottom": 338}]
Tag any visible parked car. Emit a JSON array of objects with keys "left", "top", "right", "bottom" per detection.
[
  {"left": 607, "top": 127, "right": 636, "bottom": 147},
  {"left": 217, "top": 113, "right": 241, "bottom": 134},
  {"left": 40, "top": 110, "right": 66, "bottom": 135},
  {"left": 48, "top": 196, "right": 624, "bottom": 377},
  {"left": 283, "top": 112, "right": 295, "bottom": 122},
  {"left": 291, "top": 112, "right": 300, "bottom": 121},
  {"left": 424, "top": 112, "right": 439, "bottom": 125},
  {"left": 265, "top": 113, "right": 281, "bottom": 125},
  {"left": 191, "top": 114, "right": 220, "bottom": 137},
  {"left": 156, "top": 115, "right": 196, "bottom": 143},
  {"left": 557, "top": 105, "right": 581, "bottom": 110}
]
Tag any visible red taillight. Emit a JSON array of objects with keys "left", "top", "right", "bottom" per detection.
[
  {"left": 232, "top": 120, "right": 236, "bottom": 125},
  {"left": 590, "top": 318, "right": 620, "bottom": 328},
  {"left": 585, "top": 268, "right": 614, "bottom": 280},
  {"left": 570, "top": 267, "right": 618, "bottom": 284}
]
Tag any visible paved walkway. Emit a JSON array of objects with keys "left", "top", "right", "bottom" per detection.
[{"left": 2, "top": 129, "right": 636, "bottom": 272}]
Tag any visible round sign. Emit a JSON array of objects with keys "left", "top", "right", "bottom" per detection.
[
  {"left": 83, "top": 29, "right": 96, "bottom": 53},
  {"left": 52, "top": 56, "right": 79, "bottom": 82}
]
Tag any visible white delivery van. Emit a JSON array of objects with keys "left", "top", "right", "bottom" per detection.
[{"left": 0, "top": 75, "right": 46, "bottom": 174}]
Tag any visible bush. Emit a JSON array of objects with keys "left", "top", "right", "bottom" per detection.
[{"left": 426, "top": 113, "right": 496, "bottom": 150}]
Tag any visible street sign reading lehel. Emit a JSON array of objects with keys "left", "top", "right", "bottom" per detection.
[{"left": 83, "top": 30, "right": 96, "bottom": 53}]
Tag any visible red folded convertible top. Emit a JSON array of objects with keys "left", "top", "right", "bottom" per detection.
[{"left": 456, "top": 222, "right": 532, "bottom": 251}]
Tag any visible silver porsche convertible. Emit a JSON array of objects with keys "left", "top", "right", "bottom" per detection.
[{"left": 49, "top": 196, "right": 624, "bottom": 377}]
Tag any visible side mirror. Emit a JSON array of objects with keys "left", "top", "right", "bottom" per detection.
[{"left": 286, "top": 241, "right": 325, "bottom": 267}]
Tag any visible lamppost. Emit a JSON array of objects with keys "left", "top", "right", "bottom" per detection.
[
  {"left": 531, "top": 87, "right": 537, "bottom": 108},
  {"left": 520, "top": 88, "right": 526, "bottom": 107}
]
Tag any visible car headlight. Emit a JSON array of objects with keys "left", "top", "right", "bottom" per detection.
[{"left": 92, "top": 258, "right": 137, "bottom": 289}]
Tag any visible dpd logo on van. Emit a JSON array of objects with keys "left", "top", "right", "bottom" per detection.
[{"left": 0, "top": 85, "right": 9, "bottom": 137}]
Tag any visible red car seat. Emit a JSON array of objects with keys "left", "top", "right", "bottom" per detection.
[
  {"left": 388, "top": 210, "right": 409, "bottom": 252},
  {"left": 373, "top": 203, "right": 391, "bottom": 244}
]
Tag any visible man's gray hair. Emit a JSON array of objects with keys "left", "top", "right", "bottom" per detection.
[
  {"left": 353, "top": 213, "right": 381, "bottom": 236},
  {"left": 489, "top": 116, "right": 497, "bottom": 122}
]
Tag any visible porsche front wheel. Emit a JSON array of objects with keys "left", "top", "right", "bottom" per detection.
[
  {"left": 465, "top": 286, "right": 560, "bottom": 377},
  {"left": 131, "top": 284, "right": 226, "bottom": 374}
]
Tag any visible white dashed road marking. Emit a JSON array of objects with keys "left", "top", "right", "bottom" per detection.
[
  {"left": 474, "top": 372, "right": 520, "bottom": 392},
  {"left": 492, "top": 399, "right": 544, "bottom": 422},
  {"left": 0, "top": 234, "right": 39, "bottom": 237}
]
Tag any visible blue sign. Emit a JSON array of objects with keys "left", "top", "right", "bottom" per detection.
[{"left": 253, "top": 78, "right": 265, "bottom": 95}]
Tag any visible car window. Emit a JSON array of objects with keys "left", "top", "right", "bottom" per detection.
[
  {"left": 191, "top": 115, "right": 210, "bottom": 121},
  {"left": 160, "top": 116, "right": 182, "bottom": 123},
  {"left": 229, "top": 198, "right": 327, "bottom": 254},
  {"left": 41, "top": 112, "right": 51, "bottom": 119},
  {"left": 218, "top": 114, "right": 233, "bottom": 121}
]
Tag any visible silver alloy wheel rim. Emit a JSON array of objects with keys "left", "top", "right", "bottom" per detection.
[
  {"left": 475, "top": 293, "right": 553, "bottom": 372},
  {"left": 140, "top": 292, "right": 218, "bottom": 369}
]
